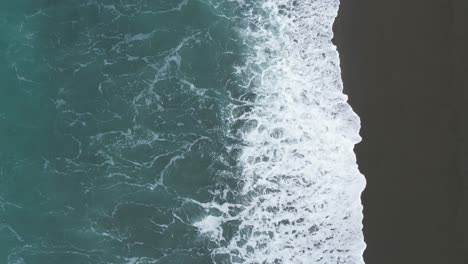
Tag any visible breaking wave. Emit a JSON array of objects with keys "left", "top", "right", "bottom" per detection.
[{"left": 195, "top": 0, "right": 366, "bottom": 263}]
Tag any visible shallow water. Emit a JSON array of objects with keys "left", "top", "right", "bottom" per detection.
[{"left": 0, "top": 1, "right": 365, "bottom": 263}]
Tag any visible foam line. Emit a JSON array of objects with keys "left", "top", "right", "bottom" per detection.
[{"left": 196, "top": 1, "right": 366, "bottom": 263}]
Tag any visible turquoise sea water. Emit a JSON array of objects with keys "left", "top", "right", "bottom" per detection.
[{"left": 0, "top": 1, "right": 366, "bottom": 263}]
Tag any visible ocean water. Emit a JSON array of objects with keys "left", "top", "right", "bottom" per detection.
[{"left": 0, "top": 0, "right": 366, "bottom": 263}]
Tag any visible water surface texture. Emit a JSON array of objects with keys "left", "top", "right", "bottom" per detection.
[{"left": 0, "top": 0, "right": 365, "bottom": 263}]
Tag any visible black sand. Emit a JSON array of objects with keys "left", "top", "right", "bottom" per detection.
[{"left": 333, "top": 0, "right": 467, "bottom": 263}]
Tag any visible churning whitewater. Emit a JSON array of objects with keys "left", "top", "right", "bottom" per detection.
[{"left": 196, "top": 0, "right": 366, "bottom": 263}]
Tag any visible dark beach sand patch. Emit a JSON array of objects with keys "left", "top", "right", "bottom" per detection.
[{"left": 333, "top": 0, "right": 467, "bottom": 263}]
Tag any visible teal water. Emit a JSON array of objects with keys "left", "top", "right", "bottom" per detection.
[
  {"left": 0, "top": 1, "right": 366, "bottom": 263},
  {"left": 1, "top": 1, "right": 246, "bottom": 263}
]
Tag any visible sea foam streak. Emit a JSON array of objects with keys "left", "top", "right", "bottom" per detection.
[{"left": 196, "top": 0, "right": 366, "bottom": 263}]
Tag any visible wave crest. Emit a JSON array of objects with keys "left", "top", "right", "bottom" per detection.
[{"left": 195, "top": 1, "right": 366, "bottom": 263}]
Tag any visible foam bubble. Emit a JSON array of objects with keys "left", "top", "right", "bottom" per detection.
[
  {"left": 194, "top": 215, "right": 225, "bottom": 241},
  {"left": 197, "top": 0, "right": 367, "bottom": 263}
]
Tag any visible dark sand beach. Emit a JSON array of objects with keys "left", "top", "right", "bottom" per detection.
[{"left": 334, "top": 0, "right": 467, "bottom": 263}]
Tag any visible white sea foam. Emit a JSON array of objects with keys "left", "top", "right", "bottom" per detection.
[{"left": 195, "top": 0, "right": 366, "bottom": 263}]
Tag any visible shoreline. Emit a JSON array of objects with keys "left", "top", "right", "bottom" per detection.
[{"left": 333, "top": 0, "right": 467, "bottom": 263}]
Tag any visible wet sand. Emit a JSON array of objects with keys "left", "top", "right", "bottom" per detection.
[{"left": 333, "top": 0, "right": 467, "bottom": 263}]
